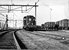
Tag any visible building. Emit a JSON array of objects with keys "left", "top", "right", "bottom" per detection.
[
  {"left": 41, "top": 22, "right": 57, "bottom": 30},
  {"left": 44, "top": 22, "right": 55, "bottom": 27},
  {"left": 56, "top": 19, "right": 69, "bottom": 30}
]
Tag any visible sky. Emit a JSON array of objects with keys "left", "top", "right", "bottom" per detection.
[{"left": 0, "top": 0, "right": 69, "bottom": 28}]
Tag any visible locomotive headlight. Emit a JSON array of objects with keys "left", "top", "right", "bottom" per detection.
[{"left": 29, "top": 18, "right": 31, "bottom": 21}]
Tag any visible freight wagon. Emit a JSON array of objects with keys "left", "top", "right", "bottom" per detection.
[
  {"left": 41, "top": 22, "right": 59, "bottom": 31},
  {"left": 56, "top": 19, "right": 69, "bottom": 30}
]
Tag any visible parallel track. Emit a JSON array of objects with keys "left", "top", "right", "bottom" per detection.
[
  {"left": 0, "top": 30, "right": 17, "bottom": 49},
  {"left": 26, "top": 31, "right": 69, "bottom": 45},
  {"left": 19, "top": 30, "right": 69, "bottom": 45},
  {"left": 15, "top": 30, "right": 69, "bottom": 50}
]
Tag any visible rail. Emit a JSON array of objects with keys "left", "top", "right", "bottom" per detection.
[
  {"left": 14, "top": 31, "right": 28, "bottom": 49},
  {"left": 13, "top": 32, "right": 21, "bottom": 50}
]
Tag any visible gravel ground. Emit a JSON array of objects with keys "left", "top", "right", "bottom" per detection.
[
  {"left": 16, "top": 30, "right": 69, "bottom": 50},
  {"left": 0, "top": 31, "right": 17, "bottom": 49}
]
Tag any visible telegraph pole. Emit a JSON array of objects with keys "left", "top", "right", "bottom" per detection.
[
  {"left": 15, "top": 20, "right": 17, "bottom": 29},
  {"left": 35, "top": 0, "right": 39, "bottom": 25},
  {"left": 6, "top": 15, "right": 8, "bottom": 30},
  {"left": 35, "top": 2, "right": 37, "bottom": 25}
]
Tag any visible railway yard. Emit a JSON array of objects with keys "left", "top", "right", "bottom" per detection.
[
  {"left": 0, "top": 29, "right": 69, "bottom": 50},
  {"left": 0, "top": 29, "right": 24, "bottom": 50},
  {"left": 16, "top": 30, "right": 69, "bottom": 50},
  {"left": 0, "top": 0, "right": 69, "bottom": 50}
]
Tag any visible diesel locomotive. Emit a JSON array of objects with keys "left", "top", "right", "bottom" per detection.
[{"left": 23, "top": 15, "right": 37, "bottom": 31}]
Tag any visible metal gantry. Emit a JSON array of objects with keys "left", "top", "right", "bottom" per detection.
[
  {"left": 0, "top": 0, "right": 39, "bottom": 29},
  {"left": 0, "top": 4, "right": 38, "bottom": 13}
]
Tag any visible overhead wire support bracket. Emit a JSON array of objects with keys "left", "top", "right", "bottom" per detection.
[
  {"left": 21, "top": 6, "right": 23, "bottom": 13},
  {"left": 8, "top": 6, "right": 11, "bottom": 13}
]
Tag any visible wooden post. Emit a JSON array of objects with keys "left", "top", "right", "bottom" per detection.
[
  {"left": 35, "top": 2, "right": 37, "bottom": 25},
  {"left": 6, "top": 15, "right": 8, "bottom": 30}
]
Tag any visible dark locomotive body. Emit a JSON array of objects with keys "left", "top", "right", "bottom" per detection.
[{"left": 23, "top": 15, "right": 37, "bottom": 31}]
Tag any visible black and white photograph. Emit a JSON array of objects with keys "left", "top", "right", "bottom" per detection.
[{"left": 0, "top": 0, "right": 69, "bottom": 50}]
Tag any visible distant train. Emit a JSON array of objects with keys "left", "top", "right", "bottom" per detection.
[
  {"left": 23, "top": 15, "right": 59, "bottom": 31},
  {"left": 41, "top": 22, "right": 59, "bottom": 31},
  {"left": 56, "top": 19, "right": 69, "bottom": 30}
]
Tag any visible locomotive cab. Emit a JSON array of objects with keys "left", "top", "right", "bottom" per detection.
[{"left": 23, "top": 15, "right": 36, "bottom": 31}]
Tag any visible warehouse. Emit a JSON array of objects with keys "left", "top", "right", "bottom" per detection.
[
  {"left": 56, "top": 19, "right": 69, "bottom": 30},
  {"left": 41, "top": 22, "right": 58, "bottom": 31}
]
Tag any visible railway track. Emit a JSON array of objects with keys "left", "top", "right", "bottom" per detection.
[
  {"left": 27, "top": 31, "right": 69, "bottom": 46},
  {"left": 14, "top": 31, "right": 28, "bottom": 49},
  {"left": 0, "top": 30, "right": 17, "bottom": 49},
  {"left": 18, "top": 30, "right": 65, "bottom": 42},
  {"left": 0, "top": 30, "right": 27, "bottom": 50},
  {"left": 19, "top": 30, "right": 69, "bottom": 46},
  {"left": 16, "top": 31, "right": 39, "bottom": 49},
  {"left": 0, "top": 29, "right": 27, "bottom": 49},
  {"left": 25, "top": 31, "right": 66, "bottom": 40},
  {"left": 36, "top": 31, "right": 69, "bottom": 38},
  {"left": 16, "top": 30, "right": 69, "bottom": 50},
  {"left": 34, "top": 31, "right": 69, "bottom": 39}
]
